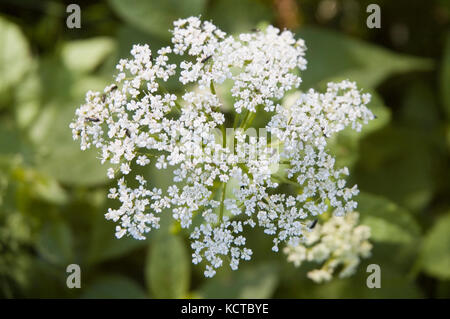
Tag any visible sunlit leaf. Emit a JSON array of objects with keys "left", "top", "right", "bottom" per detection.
[
  {"left": 357, "top": 192, "right": 421, "bottom": 245},
  {"left": 146, "top": 232, "right": 190, "bottom": 298},
  {"left": 0, "top": 17, "right": 32, "bottom": 106},
  {"left": 62, "top": 37, "right": 116, "bottom": 74},
  {"left": 31, "top": 71, "right": 110, "bottom": 186},
  {"left": 11, "top": 166, "right": 68, "bottom": 205},
  {"left": 421, "top": 212, "right": 450, "bottom": 279},
  {"left": 14, "top": 64, "right": 41, "bottom": 130}
]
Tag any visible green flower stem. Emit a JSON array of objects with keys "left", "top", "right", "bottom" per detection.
[
  {"left": 238, "top": 110, "right": 250, "bottom": 129},
  {"left": 219, "top": 181, "right": 227, "bottom": 223},
  {"left": 210, "top": 81, "right": 216, "bottom": 95}
]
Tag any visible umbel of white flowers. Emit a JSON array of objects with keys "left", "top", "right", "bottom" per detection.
[
  {"left": 70, "top": 16, "right": 374, "bottom": 278},
  {"left": 284, "top": 212, "right": 372, "bottom": 283}
]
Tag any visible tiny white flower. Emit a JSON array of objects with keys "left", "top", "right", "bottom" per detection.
[
  {"left": 120, "top": 163, "right": 131, "bottom": 175},
  {"left": 107, "top": 168, "right": 115, "bottom": 179}
]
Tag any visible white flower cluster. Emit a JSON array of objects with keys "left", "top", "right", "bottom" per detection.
[
  {"left": 70, "top": 16, "right": 374, "bottom": 278},
  {"left": 284, "top": 212, "right": 372, "bottom": 283}
]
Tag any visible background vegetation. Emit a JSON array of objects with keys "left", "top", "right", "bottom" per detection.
[{"left": 0, "top": 0, "right": 449, "bottom": 298}]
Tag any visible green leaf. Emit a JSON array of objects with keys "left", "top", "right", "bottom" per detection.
[
  {"left": 146, "top": 232, "right": 190, "bottom": 298},
  {"left": 34, "top": 102, "right": 109, "bottom": 186},
  {"left": 36, "top": 221, "right": 73, "bottom": 266},
  {"left": 81, "top": 275, "right": 147, "bottom": 299},
  {"left": 354, "top": 126, "right": 436, "bottom": 212},
  {"left": 357, "top": 192, "right": 421, "bottom": 245},
  {"left": 0, "top": 17, "right": 32, "bottom": 106},
  {"left": 358, "top": 91, "right": 392, "bottom": 137},
  {"left": 14, "top": 64, "right": 41, "bottom": 130},
  {"left": 198, "top": 263, "right": 279, "bottom": 299},
  {"left": 296, "top": 27, "right": 433, "bottom": 89},
  {"left": 86, "top": 209, "right": 147, "bottom": 265},
  {"left": 399, "top": 81, "right": 439, "bottom": 131},
  {"left": 441, "top": 32, "right": 450, "bottom": 118},
  {"left": 327, "top": 129, "right": 360, "bottom": 169},
  {"left": 0, "top": 121, "right": 29, "bottom": 157},
  {"left": 62, "top": 37, "right": 116, "bottom": 74},
  {"left": 421, "top": 212, "right": 450, "bottom": 279},
  {"left": 31, "top": 72, "right": 110, "bottom": 186},
  {"left": 12, "top": 166, "right": 68, "bottom": 205},
  {"left": 206, "top": 0, "right": 273, "bottom": 34},
  {"left": 109, "top": 0, "right": 207, "bottom": 38},
  {"left": 116, "top": 24, "right": 169, "bottom": 58}
]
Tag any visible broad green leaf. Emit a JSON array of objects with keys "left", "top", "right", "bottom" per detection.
[
  {"left": 357, "top": 192, "right": 421, "bottom": 245},
  {"left": 62, "top": 37, "right": 116, "bottom": 73},
  {"left": 0, "top": 17, "right": 32, "bottom": 106},
  {"left": 36, "top": 56, "right": 74, "bottom": 105},
  {"left": 146, "top": 232, "right": 190, "bottom": 298},
  {"left": 31, "top": 71, "right": 110, "bottom": 186},
  {"left": 86, "top": 209, "right": 147, "bottom": 265},
  {"left": 14, "top": 63, "right": 41, "bottom": 130},
  {"left": 421, "top": 212, "right": 450, "bottom": 279},
  {"left": 109, "top": 0, "right": 207, "bottom": 38},
  {"left": 354, "top": 126, "right": 436, "bottom": 212},
  {"left": 296, "top": 27, "right": 433, "bottom": 90},
  {"left": 36, "top": 221, "right": 73, "bottom": 266},
  {"left": 206, "top": 0, "right": 273, "bottom": 34},
  {"left": 0, "top": 122, "right": 29, "bottom": 157},
  {"left": 399, "top": 81, "right": 439, "bottom": 131},
  {"left": 81, "top": 275, "right": 147, "bottom": 299},
  {"left": 327, "top": 129, "right": 360, "bottom": 169},
  {"left": 441, "top": 32, "right": 450, "bottom": 118},
  {"left": 34, "top": 101, "right": 109, "bottom": 186},
  {"left": 11, "top": 166, "right": 68, "bottom": 205},
  {"left": 116, "top": 24, "right": 168, "bottom": 59},
  {"left": 198, "top": 263, "right": 279, "bottom": 299},
  {"left": 71, "top": 75, "right": 110, "bottom": 98}
]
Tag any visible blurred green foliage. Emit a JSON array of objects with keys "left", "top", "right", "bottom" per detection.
[{"left": 0, "top": 0, "right": 449, "bottom": 298}]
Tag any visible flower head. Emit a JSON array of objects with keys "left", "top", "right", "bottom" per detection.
[
  {"left": 70, "top": 17, "right": 373, "bottom": 277},
  {"left": 284, "top": 212, "right": 372, "bottom": 283}
]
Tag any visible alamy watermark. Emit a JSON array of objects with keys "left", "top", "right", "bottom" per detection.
[
  {"left": 66, "top": 264, "right": 81, "bottom": 288},
  {"left": 366, "top": 264, "right": 381, "bottom": 288},
  {"left": 66, "top": 4, "right": 81, "bottom": 29},
  {"left": 366, "top": 4, "right": 381, "bottom": 29}
]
